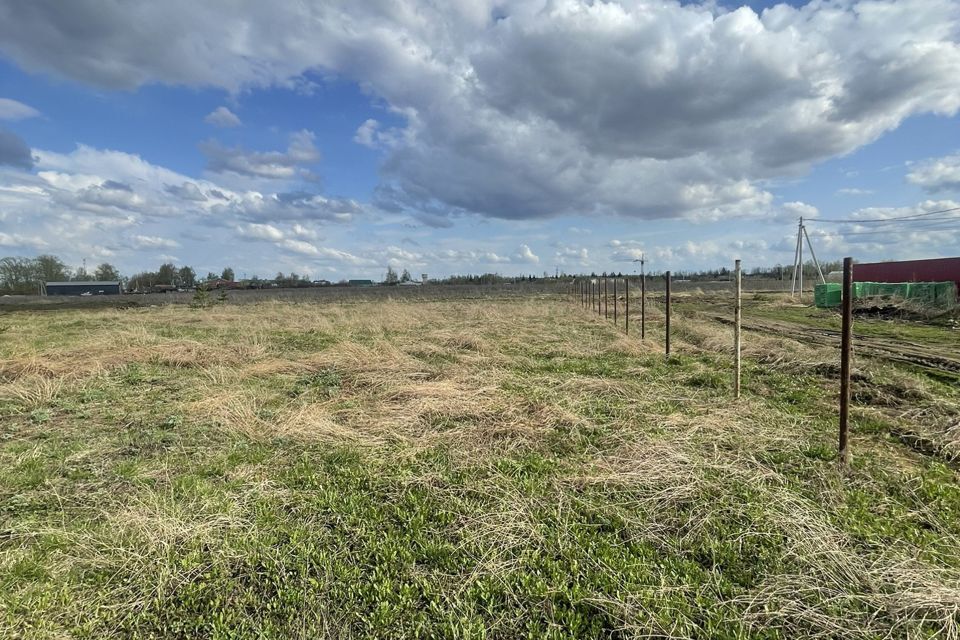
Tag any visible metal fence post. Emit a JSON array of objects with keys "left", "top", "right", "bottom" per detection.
[
  {"left": 839, "top": 256, "right": 853, "bottom": 464},
  {"left": 625, "top": 278, "right": 629, "bottom": 335},
  {"left": 665, "top": 271, "right": 671, "bottom": 357},
  {"left": 734, "top": 259, "right": 742, "bottom": 399},
  {"left": 613, "top": 278, "right": 618, "bottom": 325}
]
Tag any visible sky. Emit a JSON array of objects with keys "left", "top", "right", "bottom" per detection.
[{"left": 0, "top": 0, "right": 958, "bottom": 281}]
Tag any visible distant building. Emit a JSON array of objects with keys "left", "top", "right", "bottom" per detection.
[
  {"left": 45, "top": 281, "right": 122, "bottom": 296},
  {"left": 855, "top": 257, "right": 960, "bottom": 292},
  {"left": 421, "top": 273, "right": 428, "bottom": 283},
  {"left": 150, "top": 284, "right": 177, "bottom": 293},
  {"left": 348, "top": 279, "right": 375, "bottom": 287},
  {"left": 200, "top": 278, "right": 238, "bottom": 290}
]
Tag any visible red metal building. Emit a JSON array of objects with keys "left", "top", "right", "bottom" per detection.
[{"left": 854, "top": 257, "right": 960, "bottom": 290}]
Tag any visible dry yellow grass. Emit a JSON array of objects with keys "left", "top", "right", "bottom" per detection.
[{"left": 1, "top": 293, "right": 959, "bottom": 638}]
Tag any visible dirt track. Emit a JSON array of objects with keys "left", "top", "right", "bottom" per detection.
[{"left": 708, "top": 313, "right": 960, "bottom": 379}]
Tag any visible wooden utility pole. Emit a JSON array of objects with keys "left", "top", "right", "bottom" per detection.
[
  {"left": 839, "top": 256, "right": 853, "bottom": 465},
  {"left": 734, "top": 259, "right": 742, "bottom": 399},
  {"left": 665, "top": 271, "right": 671, "bottom": 357}
]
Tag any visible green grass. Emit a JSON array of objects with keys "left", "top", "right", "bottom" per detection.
[{"left": 1, "top": 297, "right": 959, "bottom": 638}]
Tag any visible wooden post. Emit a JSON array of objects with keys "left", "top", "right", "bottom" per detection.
[
  {"left": 734, "top": 259, "right": 742, "bottom": 400},
  {"left": 839, "top": 256, "right": 853, "bottom": 465},
  {"left": 613, "top": 278, "right": 618, "bottom": 325},
  {"left": 625, "top": 278, "right": 630, "bottom": 335},
  {"left": 665, "top": 271, "right": 671, "bottom": 357},
  {"left": 641, "top": 270, "right": 646, "bottom": 340}
]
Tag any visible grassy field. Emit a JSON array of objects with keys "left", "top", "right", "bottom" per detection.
[{"left": 1, "top": 293, "right": 959, "bottom": 638}]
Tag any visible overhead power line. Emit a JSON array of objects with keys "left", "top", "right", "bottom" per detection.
[{"left": 812, "top": 205, "right": 960, "bottom": 224}]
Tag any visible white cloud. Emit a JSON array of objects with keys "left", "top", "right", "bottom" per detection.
[
  {"left": 555, "top": 246, "right": 589, "bottom": 266},
  {"left": 907, "top": 153, "right": 960, "bottom": 192},
  {"left": 515, "top": 244, "right": 539, "bottom": 264},
  {"left": 131, "top": 235, "right": 179, "bottom": 249},
  {"left": 781, "top": 201, "right": 820, "bottom": 220},
  {"left": 0, "top": 98, "right": 40, "bottom": 120},
  {"left": 0, "top": 231, "right": 46, "bottom": 248},
  {"left": 201, "top": 129, "right": 320, "bottom": 180},
  {"left": 0, "top": 1, "right": 956, "bottom": 223},
  {"left": 204, "top": 106, "right": 241, "bottom": 127},
  {"left": 353, "top": 119, "right": 379, "bottom": 148},
  {"left": 236, "top": 223, "right": 284, "bottom": 242},
  {"left": 836, "top": 188, "right": 874, "bottom": 196}
]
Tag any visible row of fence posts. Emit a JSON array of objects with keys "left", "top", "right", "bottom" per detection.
[
  {"left": 571, "top": 256, "right": 854, "bottom": 466},
  {"left": 575, "top": 271, "right": 666, "bottom": 352}
]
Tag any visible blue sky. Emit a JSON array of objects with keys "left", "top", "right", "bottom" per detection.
[{"left": 0, "top": 0, "right": 958, "bottom": 281}]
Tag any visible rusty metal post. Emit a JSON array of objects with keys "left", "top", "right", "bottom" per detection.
[
  {"left": 734, "top": 259, "right": 742, "bottom": 399},
  {"left": 641, "top": 270, "right": 646, "bottom": 340},
  {"left": 604, "top": 276, "right": 609, "bottom": 319},
  {"left": 625, "top": 278, "right": 630, "bottom": 335},
  {"left": 665, "top": 271, "right": 671, "bottom": 357},
  {"left": 839, "top": 256, "right": 853, "bottom": 465},
  {"left": 613, "top": 278, "right": 618, "bottom": 325}
]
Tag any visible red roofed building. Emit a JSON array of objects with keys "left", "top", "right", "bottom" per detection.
[{"left": 854, "top": 257, "right": 960, "bottom": 292}]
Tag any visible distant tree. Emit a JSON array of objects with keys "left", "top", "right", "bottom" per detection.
[
  {"left": 157, "top": 263, "right": 177, "bottom": 285},
  {"left": 0, "top": 256, "right": 37, "bottom": 294},
  {"left": 177, "top": 266, "right": 196, "bottom": 288},
  {"left": 206, "top": 272, "right": 218, "bottom": 281},
  {"left": 221, "top": 267, "right": 235, "bottom": 281},
  {"left": 35, "top": 254, "right": 70, "bottom": 282},
  {"left": 128, "top": 271, "right": 159, "bottom": 291},
  {"left": 384, "top": 266, "right": 399, "bottom": 285},
  {"left": 400, "top": 268, "right": 412, "bottom": 282},
  {"left": 94, "top": 263, "right": 121, "bottom": 281},
  {"left": 71, "top": 267, "right": 90, "bottom": 281}
]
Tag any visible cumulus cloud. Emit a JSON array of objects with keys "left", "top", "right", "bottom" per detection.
[
  {"left": 515, "top": 244, "right": 539, "bottom": 264},
  {"left": 555, "top": 246, "right": 589, "bottom": 266},
  {"left": 907, "top": 154, "right": 960, "bottom": 192},
  {"left": 201, "top": 129, "right": 320, "bottom": 180},
  {"left": 204, "top": 106, "right": 241, "bottom": 127},
  {"left": 131, "top": 234, "right": 179, "bottom": 249},
  {"left": 0, "top": 231, "right": 46, "bottom": 248},
  {"left": 353, "top": 119, "right": 379, "bottom": 148},
  {"left": 164, "top": 181, "right": 207, "bottom": 201},
  {"left": 0, "top": 128, "right": 33, "bottom": 168},
  {"left": 781, "top": 201, "right": 820, "bottom": 220},
  {"left": 236, "top": 223, "right": 284, "bottom": 242},
  {"left": 212, "top": 191, "right": 361, "bottom": 223},
  {"left": 1, "top": 1, "right": 957, "bottom": 223},
  {"left": 0, "top": 97, "right": 40, "bottom": 120}
]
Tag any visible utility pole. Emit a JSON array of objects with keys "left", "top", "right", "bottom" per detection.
[{"left": 791, "top": 216, "right": 827, "bottom": 296}]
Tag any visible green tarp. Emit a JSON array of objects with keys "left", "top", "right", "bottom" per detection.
[{"left": 814, "top": 281, "right": 957, "bottom": 308}]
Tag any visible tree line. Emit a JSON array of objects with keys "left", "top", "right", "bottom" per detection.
[
  {"left": 1, "top": 251, "right": 847, "bottom": 296},
  {"left": 0, "top": 255, "right": 121, "bottom": 295},
  {"left": 0, "top": 254, "right": 237, "bottom": 295}
]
